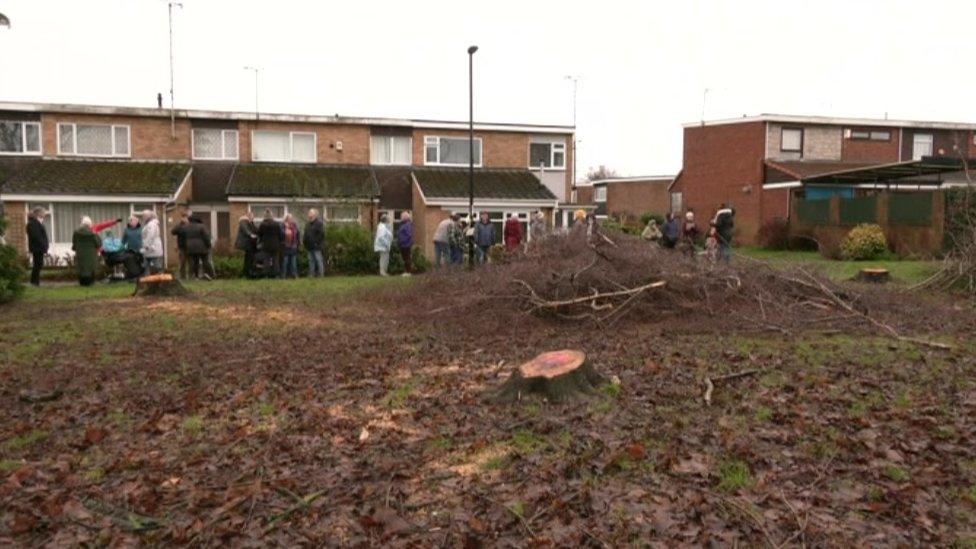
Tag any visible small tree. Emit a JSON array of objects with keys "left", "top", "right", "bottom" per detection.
[{"left": 584, "top": 165, "right": 619, "bottom": 183}]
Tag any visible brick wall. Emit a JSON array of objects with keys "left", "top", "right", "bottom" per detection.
[
  {"left": 576, "top": 186, "right": 594, "bottom": 205},
  {"left": 841, "top": 129, "right": 901, "bottom": 162},
  {"left": 673, "top": 121, "right": 766, "bottom": 244},
  {"left": 2, "top": 200, "right": 27, "bottom": 256},
  {"left": 41, "top": 113, "right": 192, "bottom": 160},
  {"left": 238, "top": 120, "right": 370, "bottom": 165},
  {"left": 606, "top": 180, "right": 670, "bottom": 219}
]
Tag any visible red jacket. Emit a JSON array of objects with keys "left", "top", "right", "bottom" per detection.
[{"left": 503, "top": 218, "right": 523, "bottom": 251}]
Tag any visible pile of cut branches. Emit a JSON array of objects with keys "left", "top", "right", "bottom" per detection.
[{"left": 913, "top": 186, "right": 976, "bottom": 299}]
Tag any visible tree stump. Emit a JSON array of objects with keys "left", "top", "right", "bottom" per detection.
[
  {"left": 133, "top": 273, "right": 189, "bottom": 297},
  {"left": 492, "top": 350, "right": 606, "bottom": 404},
  {"left": 856, "top": 268, "right": 890, "bottom": 284}
]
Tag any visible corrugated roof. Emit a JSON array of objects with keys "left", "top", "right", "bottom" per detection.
[
  {"left": 0, "top": 158, "right": 189, "bottom": 196},
  {"left": 765, "top": 160, "right": 880, "bottom": 181},
  {"left": 226, "top": 163, "right": 379, "bottom": 199},
  {"left": 413, "top": 167, "right": 556, "bottom": 201}
]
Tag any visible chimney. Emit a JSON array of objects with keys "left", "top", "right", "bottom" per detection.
[{"left": 157, "top": 93, "right": 163, "bottom": 109}]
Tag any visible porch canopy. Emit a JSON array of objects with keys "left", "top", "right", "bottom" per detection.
[
  {"left": 764, "top": 156, "right": 974, "bottom": 190},
  {"left": 0, "top": 158, "right": 190, "bottom": 201},
  {"left": 412, "top": 166, "right": 558, "bottom": 209}
]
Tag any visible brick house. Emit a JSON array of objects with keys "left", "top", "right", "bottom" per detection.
[
  {"left": 587, "top": 176, "right": 674, "bottom": 222},
  {"left": 670, "top": 114, "right": 976, "bottom": 248},
  {"left": 0, "top": 102, "right": 574, "bottom": 265}
]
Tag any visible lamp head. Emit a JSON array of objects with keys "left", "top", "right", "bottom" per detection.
[{"left": 467, "top": 45, "right": 478, "bottom": 55}]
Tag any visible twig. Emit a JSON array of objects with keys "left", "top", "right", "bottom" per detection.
[
  {"left": 703, "top": 377, "right": 714, "bottom": 406},
  {"left": 263, "top": 489, "right": 325, "bottom": 534},
  {"left": 721, "top": 497, "right": 778, "bottom": 549},
  {"left": 704, "top": 369, "right": 765, "bottom": 406}
]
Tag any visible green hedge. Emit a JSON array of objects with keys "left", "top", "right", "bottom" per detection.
[{"left": 0, "top": 216, "right": 25, "bottom": 303}]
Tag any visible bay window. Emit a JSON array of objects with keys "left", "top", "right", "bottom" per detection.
[
  {"left": 0, "top": 121, "right": 41, "bottom": 155},
  {"left": 529, "top": 142, "right": 566, "bottom": 169},
  {"left": 424, "top": 136, "right": 482, "bottom": 166},
  {"left": 252, "top": 131, "right": 316, "bottom": 163},
  {"left": 58, "top": 123, "right": 130, "bottom": 157},
  {"left": 370, "top": 135, "right": 412, "bottom": 165},
  {"left": 193, "top": 129, "right": 239, "bottom": 160}
]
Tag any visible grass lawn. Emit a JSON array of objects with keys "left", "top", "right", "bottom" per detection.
[{"left": 737, "top": 247, "right": 940, "bottom": 285}]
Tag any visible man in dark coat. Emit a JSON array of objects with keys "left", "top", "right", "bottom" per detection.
[
  {"left": 257, "top": 210, "right": 282, "bottom": 278},
  {"left": 473, "top": 211, "right": 495, "bottom": 264},
  {"left": 26, "top": 207, "right": 49, "bottom": 286},
  {"left": 183, "top": 216, "right": 212, "bottom": 279},
  {"left": 235, "top": 211, "right": 258, "bottom": 278},
  {"left": 171, "top": 212, "right": 189, "bottom": 279},
  {"left": 303, "top": 208, "right": 326, "bottom": 277},
  {"left": 713, "top": 203, "right": 735, "bottom": 263}
]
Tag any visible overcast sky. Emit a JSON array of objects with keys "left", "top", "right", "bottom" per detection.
[{"left": 1, "top": 0, "right": 975, "bottom": 178}]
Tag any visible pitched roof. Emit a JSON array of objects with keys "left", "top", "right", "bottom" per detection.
[
  {"left": 226, "top": 163, "right": 379, "bottom": 199},
  {"left": 0, "top": 158, "right": 190, "bottom": 196},
  {"left": 190, "top": 162, "right": 235, "bottom": 202},
  {"left": 413, "top": 167, "right": 556, "bottom": 201}
]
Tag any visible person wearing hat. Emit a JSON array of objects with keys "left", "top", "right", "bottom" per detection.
[{"left": 26, "top": 207, "right": 49, "bottom": 286}]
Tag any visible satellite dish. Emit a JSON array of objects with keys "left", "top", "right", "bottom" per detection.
[{"left": 0, "top": 13, "right": 10, "bottom": 27}]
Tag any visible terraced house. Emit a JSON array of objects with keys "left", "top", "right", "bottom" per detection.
[
  {"left": 0, "top": 102, "right": 574, "bottom": 263},
  {"left": 671, "top": 114, "right": 976, "bottom": 253}
]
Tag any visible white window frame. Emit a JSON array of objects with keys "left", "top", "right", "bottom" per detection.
[
  {"left": 912, "top": 133, "right": 934, "bottom": 161},
  {"left": 594, "top": 186, "right": 607, "bottom": 202},
  {"left": 528, "top": 141, "right": 566, "bottom": 170},
  {"left": 56, "top": 123, "right": 131, "bottom": 158},
  {"left": 192, "top": 128, "right": 239, "bottom": 160},
  {"left": 780, "top": 128, "right": 803, "bottom": 153},
  {"left": 369, "top": 135, "right": 412, "bottom": 166},
  {"left": 250, "top": 130, "right": 317, "bottom": 163},
  {"left": 0, "top": 121, "right": 42, "bottom": 156},
  {"left": 424, "top": 135, "right": 483, "bottom": 167}
]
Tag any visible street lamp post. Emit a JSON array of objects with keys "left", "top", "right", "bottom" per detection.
[
  {"left": 565, "top": 76, "right": 578, "bottom": 202},
  {"left": 244, "top": 66, "right": 260, "bottom": 122},
  {"left": 467, "top": 45, "right": 478, "bottom": 268},
  {"left": 167, "top": 2, "right": 183, "bottom": 138}
]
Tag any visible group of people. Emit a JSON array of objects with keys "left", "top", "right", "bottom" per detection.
[
  {"left": 422, "top": 210, "right": 548, "bottom": 270},
  {"left": 235, "top": 208, "right": 325, "bottom": 279},
  {"left": 26, "top": 207, "right": 165, "bottom": 286},
  {"left": 642, "top": 203, "right": 736, "bottom": 262}
]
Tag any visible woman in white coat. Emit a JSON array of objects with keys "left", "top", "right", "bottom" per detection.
[
  {"left": 140, "top": 210, "right": 164, "bottom": 274},
  {"left": 373, "top": 214, "right": 393, "bottom": 276}
]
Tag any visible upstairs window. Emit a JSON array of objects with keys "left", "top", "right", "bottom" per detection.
[
  {"left": 529, "top": 142, "right": 566, "bottom": 169},
  {"left": 424, "top": 136, "right": 482, "bottom": 166},
  {"left": 849, "top": 129, "right": 891, "bottom": 141},
  {"left": 780, "top": 128, "right": 803, "bottom": 153},
  {"left": 594, "top": 186, "right": 607, "bottom": 202},
  {"left": 370, "top": 135, "right": 411, "bottom": 165},
  {"left": 0, "top": 121, "right": 41, "bottom": 155},
  {"left": 252, "top": 131, "right": 316, "bottom": 163},
  {"left": 193, "top": 129, "right": 239, "bottom": 160},
  {"left": 912, "top": 133, "right": 933, "bottom": 160},
  {"left": 58, "top": 123, "right": 130, "bottom": 157}
]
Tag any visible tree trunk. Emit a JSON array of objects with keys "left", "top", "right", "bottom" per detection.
[
  {"left": 133, "top": 274, "right": 189, "bottom": 297},
  {"left": 856, "top": 268, "right": 890, "bottom": 284},
  {"left": 492, "top": 350, "right": 605, "bottom": 404}
]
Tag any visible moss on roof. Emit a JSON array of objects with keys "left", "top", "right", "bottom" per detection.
[
  {"left": 413, "top": 167, "right": 556, "bottom": 201},
  {"left": 1, "top": 159, "right": 189, "bottom": 195},
  {"left": 227, "top": 163, "right": 379, "bottom": 199}
]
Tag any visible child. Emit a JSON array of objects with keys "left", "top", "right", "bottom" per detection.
[{"left": 705, "top": 225, "right": 719, "bottom": 263}]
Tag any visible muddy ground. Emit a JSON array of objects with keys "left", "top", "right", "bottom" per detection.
[{"left": 0, "top": 276, "right": 975, "bottom": 547}]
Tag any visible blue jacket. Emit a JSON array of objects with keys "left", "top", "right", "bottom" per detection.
[
  {"left": 396, "top": 220, "right": 413, "bottom": 249},
  {"left": 663, "top": 218, "right": 681, "bottom": 240},
  {"left": 474, "top": 221, "right": 495, "bottom": 247},
  {"left": 122, "top": 225, "right": 143, "bottom": 253}
]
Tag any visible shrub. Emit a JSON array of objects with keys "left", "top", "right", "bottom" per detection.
[
  {"left": 325, "top": 224, "right": 375, "bottom": 275},
  {"left": 211, "top": 254, "right": 244, "bottom": 279},
  {"left": 0, "top": 216, "right": 25, "bottom": 303},
  {"left": 639, "top": 212, "right": 666, "bottom": 227},
  {"left": 758, "top": 218, "right": 790, "bottom": 250},
  {"left": 840, "top": 223, "right": 888, "bottom": 260}
]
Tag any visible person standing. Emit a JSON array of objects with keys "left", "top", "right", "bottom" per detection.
[
  {"left": 171, "top": 212, "right": 190, "bottom": 279},
  {"left": 432, "top": 216, "right": 453, "bottom": 267},
  {"left": 236, "top": 211, "right": 259, "bottom": 278},
  {"left": 713, "top": 203, "right": 735, "bottom": 263},
  {"left": 26, "top": 207, "right": 49, "bottom": 286},
  {"left": 303, "top": 208, "right": 326, "bottom": 277},
  {"left": 473, "top": 211, "right": 495, "bottom": 264},
  {"left": 374, "top": 213, "right": 393, "bottom": 276},
  {"left": 140, "top": 210, "right": 164, "bottom": 275},
  {"left": 503, "top": 214, "right": 523, "bottom": 253},
  {"left": 280, "top": 213, "right": 301, "bottom": 279},
  {"left": 72, "top": 216, "right": 101, "bottom": 286},
  {"left": 448, "top": 214, "right": 464, "bottom": 265},
  {"left": 257, "top": 209, "right": 282, "bottom": 278},
  {"left": 529, "top": 211, "right": 547, "bottom": 243},
  {"left": 662, "top": 213, "right": 680, "bottom": 249},
  {"left": 680, "top": 210, "right": 699, "bottom": 257},
  {"left": 642, "top": 218, "right": 663, "bottom": 244},
  {"left": 396, "top": 211, "right": 413, "bottom": 276},
  {"left": 122, "top": 216, "right": 142, "bottom": 253},
  {"left": 183, "top": 214, "right": 212, "bottom": 279}
]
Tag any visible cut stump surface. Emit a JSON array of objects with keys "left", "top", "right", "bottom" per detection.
[
  {"left": 856, "top": 268, "right": 890, "bottom": 284},
  {"left": 492, "top": 349, "right": 605, "bottom": 404},
  {"left": 133, "top": 274, "right": 190, "bottom": 298}
]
